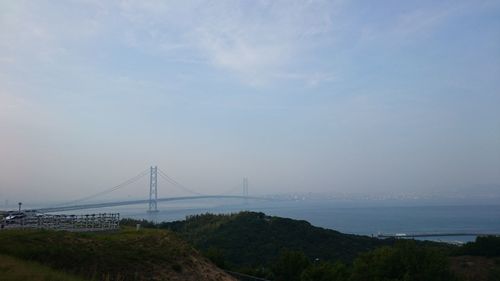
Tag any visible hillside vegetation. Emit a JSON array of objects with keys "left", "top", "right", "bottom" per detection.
[
  {"left": 449, "top": 236, "right": 500, "bottom": 281},
  {"left": 135, "top": 211, "right": 498, "bottom": 281},
  {"left": 157, "top": 211, "right": 394, "bottom": 268},
  {"left": 0, "top": 228, "right": 235, "bottom": 281},
  {"left": 2, "top": 212, "right": 498, "bottom": 281}
]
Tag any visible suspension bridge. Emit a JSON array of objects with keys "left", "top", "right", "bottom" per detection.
[{"left": 35, "top": 166, "right": 268, "bottom": 214}]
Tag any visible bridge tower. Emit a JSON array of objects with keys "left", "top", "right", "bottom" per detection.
[
  {"left": 243, "top": 177, "right": 249, "bottom": 197},
  {"left": 148, "top": 166, "right": 158, "bottom": 213},
  {"left": 243, "top": 177, "right": 248, "bottom": 204}
]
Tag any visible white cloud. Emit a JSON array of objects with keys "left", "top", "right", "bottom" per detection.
[
  {"left": 103, "top": 0, "right": 339, "bottom": 85},
  {"left": 0, "top": 1, "right": 341, "bottom": 86},
  {"left": 0, "top": 0, "right": 483, "bottom": 87}
]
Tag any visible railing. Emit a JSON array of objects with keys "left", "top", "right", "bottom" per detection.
[{"left": 1, "top": 213, "right": 120, "bottom": 232}]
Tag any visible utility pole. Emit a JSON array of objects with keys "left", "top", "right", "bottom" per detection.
[{"left": 148, "top": 166, "right": 158, "bottom": 213}]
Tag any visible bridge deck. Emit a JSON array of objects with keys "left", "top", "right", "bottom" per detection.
[
  {"left": 377, "top": 233, "right": 500, "bottom": 238},
  {"left": 37, "top": 195, "right": 271, "bottom": 213}
]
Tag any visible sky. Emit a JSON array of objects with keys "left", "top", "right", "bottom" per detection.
[{"left": 1, "top": 0, "right": 499, "bottom": 203}]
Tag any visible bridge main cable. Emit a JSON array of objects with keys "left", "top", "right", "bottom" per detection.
[
  {"left": 46, "top": 168, "right": 150, "bottom": 209},
  {"left": 157, "top": 168, "right": 205, "bottom": 196}
]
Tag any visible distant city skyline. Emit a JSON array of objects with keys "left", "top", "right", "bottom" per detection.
[{"left": 1, "top": 1, "right": 499, "bottom": 203}]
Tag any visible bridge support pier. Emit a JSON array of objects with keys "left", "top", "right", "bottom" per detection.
[{"left": 148, "top": 166, "right": 159, "bottom": 213}]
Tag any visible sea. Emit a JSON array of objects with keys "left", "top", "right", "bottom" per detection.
[{"left": 68, "top": 199, "right": 500, "bottom": 243}]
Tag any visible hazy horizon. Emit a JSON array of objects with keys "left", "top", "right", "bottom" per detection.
[{"left": 1, "top": 1, "right": 499, "bottom": 204}]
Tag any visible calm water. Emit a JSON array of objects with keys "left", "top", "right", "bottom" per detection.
[{"left": 83, "top": 199, "right": 500, "bottom": 243}]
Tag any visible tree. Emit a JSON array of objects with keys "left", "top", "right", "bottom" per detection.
[
  {"left": 458, "top": 236, "right": 500, "bottom": 257},
  {"left": 204, "top": 247, "right": 226, "bottom": 269},
  {"left": 350, "top": 240, "right": 458, "bottom": 281},
  {"left": 272, "top": 250, "right": 311, "bottom": 281},
  {"left": 301, "top": 262, "right": 349, "bottom": 281}
]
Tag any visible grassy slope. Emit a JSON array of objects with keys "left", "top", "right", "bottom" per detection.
[
  {"left": 160, "top": 212, "right": 396, "bottom": 268},
  {"left": 0, "top": 228, "right": 235, "bottom": 281},
  {"left": 0, "top": 254, "right": 86, "bottom": 281}
]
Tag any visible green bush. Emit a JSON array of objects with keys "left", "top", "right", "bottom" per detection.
[
  {"left": 350, "top": 240, "right": 458, "bottom": 281},
  {"left": 272, "top": 250, "right": 311, "bottom": 281},
  {"left": 457, "top": 236, "right": 500, "bottom": 257},
  {"left": 301, "top": 262, "right": 349, "bottom": 281},
  {"left": 204, "top": 247, "right": 227, "bottom": 269}
]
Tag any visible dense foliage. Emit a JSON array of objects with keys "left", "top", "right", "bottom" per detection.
[
  {"left": 300, "top": 261, "right": 348, "bottom": 281},
  {"left": 272, "top": 250, "right": 310, "bottom": 281},
  {"left": 266, "top": 241, "right": 459, "bottom": 281},
  {"left": 349, "top": 241, "right": 458, "bottom": 281},
  {"left": 159, "top": 212, "right": 393, "bottom": 269},
  {"left": 123, "top": 213, "right": 499, "bottom": 281},
  {"left": 456, "top": 236, "right": 500, "bottom": 257}
]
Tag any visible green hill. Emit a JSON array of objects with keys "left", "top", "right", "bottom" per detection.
[
  {"left": 0, "top": 254, "right": 86, "bottom": 281},
  {"left": 158, "top": 212, "right": 394, "bottom": 268},
  {"left": 0, "top": 228, "right": 236, "bottom": 281}
]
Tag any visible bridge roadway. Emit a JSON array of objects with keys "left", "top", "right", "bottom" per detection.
[
  {"left": 377, "top": 233, "right": 500, "bottom": 238},
  {"left": 37, "top": 195, "right": 270, "bottom": 213}
]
